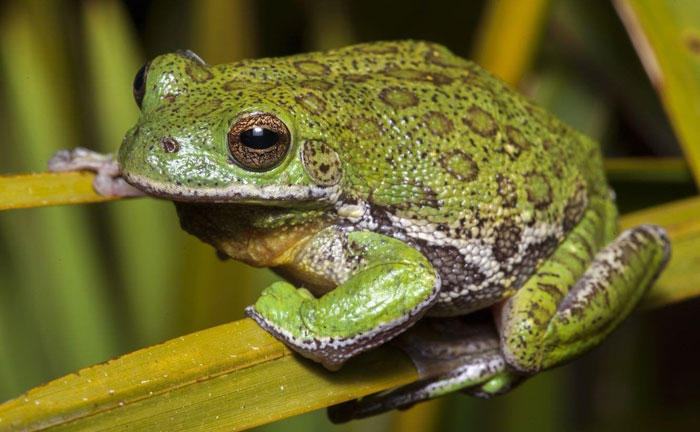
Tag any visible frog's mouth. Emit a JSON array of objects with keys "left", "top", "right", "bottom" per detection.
[{"left": 121, "top": 171, "right": 341, "bottom": 206}]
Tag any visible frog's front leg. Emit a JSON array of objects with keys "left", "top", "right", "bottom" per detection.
[
  {"left": 48, "top": 147, "right": 145, "bottom": 197},
  {"left": 245, "top": 227, "right": 440, "bottom": 370},
  {"left": 499, "top": 208, "right": 670, "bottom": 374}
]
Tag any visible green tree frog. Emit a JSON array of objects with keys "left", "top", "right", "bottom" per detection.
[{"left": 49, "top": 41, "right": 670, "bottom": 421}]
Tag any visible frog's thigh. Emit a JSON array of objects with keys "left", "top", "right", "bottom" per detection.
[
  {"left": 246, "top": 229, "right": 439, "bottom": 369},
  {"left": 500, "top": 213, "right": 670, "bottom": 373}
]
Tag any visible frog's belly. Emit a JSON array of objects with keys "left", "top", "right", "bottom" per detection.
[{"left": 408, "top": 231, "right": 561, "bottom": 317}]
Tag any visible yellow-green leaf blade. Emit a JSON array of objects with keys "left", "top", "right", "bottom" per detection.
[
  {"left": 0, "top": 319, "right": 416, "bottom": 431},
  {"left": 604, "top": 157, "right": 692, "bottom": 183},
  {"left": 0, "top": 187, "right": 698, "bottom": 431},
  {"left": 614, "top": 0, "right": 700, "bottom": 188},
  {"left": 472, "top": 0, "right": 552, "bottom": 86},
  {"left": 0, "top": 173, "right": 117, "bottom": 210}
]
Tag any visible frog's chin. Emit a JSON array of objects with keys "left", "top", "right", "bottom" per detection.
[{"left": 122, "top": 172, "right": 341, "bottom": 205}]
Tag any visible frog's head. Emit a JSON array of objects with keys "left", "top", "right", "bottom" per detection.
[{"left": 119, "top": 51, "right": 343, "bottom": 206}]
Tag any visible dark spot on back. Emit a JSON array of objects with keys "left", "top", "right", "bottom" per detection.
[
  {"left": 293, "top": 60, "right": 330, "bottom": 76},
  {"left": 463, "top": 105, "right": 497, "bottom": 137},
  {"left": 525, "top": 172, "right": 553, "bottom": 210},
  {"left": 295, "top": 93, "right": 327, "bottom": 114},
  {"left": 422, "top": 111, "right": 454, "bottom": 136},
  {"left": 379, "top": 87, "right": 419, "bottom": 109},
  {"left": 493, "top": 218, "right": 522, "bottom": 262},
  {"left": 562, "top": 181, "right": 588, "bottom": 233},
  {"left": 439, "top": 150, "right": 479, "bottom": 182},
  {"left": 496, "top": 174, "right": 518, "bottom": 208}
]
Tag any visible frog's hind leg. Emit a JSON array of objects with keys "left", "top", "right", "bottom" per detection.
[
  {"left": 499, "top": 200, "right": 670, "bottom": 374},
  {"left": 327, "top": 316, "right": 520, "bottom": 423},
  {"left": 328, "top": 202, "right": 671, "bottom": 423}
]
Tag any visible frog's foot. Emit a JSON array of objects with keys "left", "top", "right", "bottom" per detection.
[
  {"left": 246, "top": 229, "right": 440, "bottom": 370},
  {"left": 48, "top": 147, "right": 145, "bottom": 197},
  {"left": 327, "top": 317, "right": 520, "bottom": 423},
  {"left": 500, "top": 210, "right": 670, "bottom": 373}
]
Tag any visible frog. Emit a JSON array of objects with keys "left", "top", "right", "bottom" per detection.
[{"left": 48, "top": 40, "right": 670, "bottom": 421}]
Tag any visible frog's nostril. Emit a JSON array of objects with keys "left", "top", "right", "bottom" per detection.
[{"left": 160, "top": 137, "right": 180, "bottom": 153}]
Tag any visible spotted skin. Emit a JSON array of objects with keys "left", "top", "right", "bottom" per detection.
[
  {"left": 49, "top": 40, "right": 671, "bottom": 419},
  {"left": 300, "top": 140, "right": 342, "bottom": 186},
  {"left": 117, "top": 40, "right": 613, "bottom": 320}
]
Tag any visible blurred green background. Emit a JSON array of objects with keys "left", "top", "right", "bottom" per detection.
[{"left": 1, "top": 0, "right": 699, "bottom": 430}]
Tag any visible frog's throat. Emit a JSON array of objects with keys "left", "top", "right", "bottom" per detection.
[{"left": 121, "top": 172, "right": 341, "bottom": 204}]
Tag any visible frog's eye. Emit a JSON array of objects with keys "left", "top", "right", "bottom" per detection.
[
  {"left": 228, "top": 113, "right": 291, "bottom": 171},
  {"left": 132, "top": 62, "right": 149, "bottom": 109}
]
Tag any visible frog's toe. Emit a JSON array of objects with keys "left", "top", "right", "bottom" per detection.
[
  {"left": 327, "top": 345, "right": 509, "bottom": 422},
  {"left": 246, "top": 282, "right": 350, "bottom": 369},
  {"left": 460, "top": 370, "right": 522, "bottom": 398},
  {"left": 327, "top": 317, "right": 513, "bottom": 422},
  {"left": 48, "top": 147, "right": 118, "bottom": 174},
  {"left": 92, "top": 175, "right": 146, "bottom": 197},
  {"left": 47, "top": 147, "right": 145, "bottom": 197},
  {"left": 247, "top": 282, "right": 312, "bottom": 325},
  {"left": 246, "top": 306, "right": 348, "bottom": 370}
]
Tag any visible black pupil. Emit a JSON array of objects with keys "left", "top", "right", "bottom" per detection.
[{"left": 240, "top": 127, "right": 279, "bottom": 150}]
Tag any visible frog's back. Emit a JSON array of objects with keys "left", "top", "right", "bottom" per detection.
[{"left": 219, "top": 40, "right": 612, "bottom": 315}]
